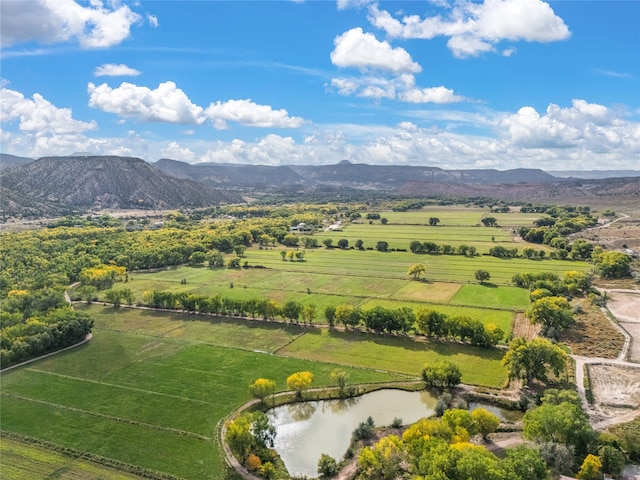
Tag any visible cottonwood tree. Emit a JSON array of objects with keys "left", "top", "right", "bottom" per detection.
[
  {"left": 408, "top": 263, "right": 426, "bottom": 279},
  {"left": 523, "top": 402, "right": 593, "bottom": 452},
  {"left": 375, "top": 241, "right": 389, "bottom": 252},
  {"left": 104, "top": 289, "right": 122, "bottom": 307},
  {"left": 502, "top": 446, "right": 550, "bottom": 480},
  {"left": 324, "top": 305, "right": 336, "bottom": 326},
  {"left": 357, "top": 435, "right": 405, "bottom": 479},
  {"left": 474, "top": 269, "right": 491, "bottom": 285},
  {"left": 189, "top": 251, "right": 206, "bottom": 266},
  {"left": 415, "top": 308, "right": 447, "bottom": 338},
  {"left": 502, "top": 337, "right": 567, "bottom": 388},
  {"left": 595, "top": 251, "right": 632, "bottom": 279},
  {"left": 576, "top": 454, "right": 602, "bottom": 480},
  {"left": 421, "top": 359, "right": 461, "bottom": 389},
  {"left": 317, "top": 454, "right": 339, "bottom": 478},
  {"left": 286, "top": 371, "right": 314, "bottom": 399},
  {"left": 335, "top": 304, "right": 359, "bottom": 329},
  {"left": 471, "top": 408, "right": 500, "bottom": 440},
  {"left": 526, "top": 296, "right": 573, "bottom": 338},
  {"left": 281, "top": 300, "right": 302, "bottom": 322},
  {"left": 226, "top": 415, "right": 253, "bottom": 461},
  {"left": 249, "top": 378, "right": 276, "bottom": 405},
  {"left": 76, "top": 285, "right": 97, "bottom": 304},
  {"left": 206, "top": 250, "right": 225, "bottom": 268},
  {"left": 301, "top": 303, "right": 316, "bottom": 324},
  {"left": 330, "top": 368, "right": 349, "bottom": 397}
]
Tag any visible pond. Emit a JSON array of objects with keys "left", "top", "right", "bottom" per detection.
[{"left": 267, "top": 389, "right": 522, "bottom": 479}]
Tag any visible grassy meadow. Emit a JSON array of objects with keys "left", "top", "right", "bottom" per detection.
[
  {"left": 277, "top": 328, "right": 507, "bottom": 387},
  {"left": 108, "top": 207, "right": 590, "bottom": 336}
]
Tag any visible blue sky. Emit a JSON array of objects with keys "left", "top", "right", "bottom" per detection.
[{"left": 1, "top": 0, "right": 638, "bottom": 171}]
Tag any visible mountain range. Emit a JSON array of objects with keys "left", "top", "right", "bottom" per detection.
[
  {"left": 0, "top": 155, "right": 242, "bottom": 219},
  {"left": 153, "top": 157, "right": 562, "bottom": 189},
  {"left": 1, "top": 154, "right": 638, "bottom": 219}
]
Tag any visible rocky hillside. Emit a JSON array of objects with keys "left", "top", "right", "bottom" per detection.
[
  {"left": 0, "top": 156, "right": 242, "bottom": 218},
  {"left": 0, "top": 153, "right": 34, "bottom": 171}
]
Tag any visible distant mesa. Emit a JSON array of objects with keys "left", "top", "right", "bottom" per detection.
[{"left": 69, "top": 151, "right": 98, "bottom": 157}]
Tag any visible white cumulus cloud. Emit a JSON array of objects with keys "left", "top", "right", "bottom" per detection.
[
  {"left": 329, "top": 28, "right": 464, "bottom": 104},
  {"left": 1, "top": 86, "right": 96, "bottom": 134},
  {"left": 1, "top": 86, "right": 99, "bottom": 157},
  {"left": 400, "top": 85, "right": 465, "bottom": 104},
  {"left": 204, "top": 99, "right": 305, "bottom": 130},
  {"left": 330, "top": 74, "right": 464, "bottom": 104},
  {"left": 87, "top": 81, "right": 205, "bottom": 124},
  {"left": 500, "top": 100, "right": 636, "bottom": 151},
  {"left": 369, "top": 0, "right": 570, "bottom": 58},
  {"left": 1, "top": 0, "right": 142, "bottom": 48},
  {"left": 94, "top": 63, "right": 141, "bottom": 77},
  {"left": 160, "top": 142, "right": 197, "bottom": 162},
  {"left": 331, "top": 27, "right": 421, "bottom": 73}
]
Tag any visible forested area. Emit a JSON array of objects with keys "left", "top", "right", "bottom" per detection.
[{"left": 0, "top": 210, "right": 276, "bottom": 367}]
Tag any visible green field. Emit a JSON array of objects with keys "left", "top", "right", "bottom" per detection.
[
  {"left": 107, "top": 242, "right": 587, "bottom": 338},
  {"left": 276, "top": 328, "right": 507, "bottom": 388},
  {"left": 0, "top": 436, "right": 144, "bottom": 480},
  {"left": 1, "top": 309, "right": 407, "bottom": 479},
  {"left": 1, "top": 306, "right": 508, "bottom": 478}
]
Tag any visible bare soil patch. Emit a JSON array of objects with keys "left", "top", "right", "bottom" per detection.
[
  {"left": 606, "top": 290, "right": 640, "bottom": 362},
  {"left": 511, "top": 313, "right": 540, "bottom": 341},
  {"left": 621, "top": 322, "right": 640, "bottom": 363},
  {"left": 579, "top": 215, "right": 640, "bottom": 251},
  {"left": 589, "top": 365, "right": 640, "bottom": 421},
  {"left": 560, "top": 300, "right": 625, "bottom": 358},
  {"left": 606, "top": 291, "right": 640, "bottom": 323}
]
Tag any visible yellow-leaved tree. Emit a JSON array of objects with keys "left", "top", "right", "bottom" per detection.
[
  {"left": 249, "top": 378, "right": 276, "bottom": 405},
  {"left": 286, "top": 371, "right": 314, "bottom": 399}
]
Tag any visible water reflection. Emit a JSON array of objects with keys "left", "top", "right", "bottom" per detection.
[
  {"left": 267, "top": 389, "right": 437, "bottom": 478},
  {"left": 469, "top": 401, "right": 523, "bottom": 423},
  {"left": 267, "top": 389, "right": 522, "bottom": 479},
  {"left": 326, "top": 397, "right": 358, "bottom": 414},
  {"left": 287, "top": 401, "right": 317, "bottom": 421}
]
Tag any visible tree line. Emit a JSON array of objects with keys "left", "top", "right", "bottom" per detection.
[
  {"left": 129, "top": 290, "right": 505, "bottom": 347},
  {"left": 0, "top": 307, "right": 93, "bottom": 367}
]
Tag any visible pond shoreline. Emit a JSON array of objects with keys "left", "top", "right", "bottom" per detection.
[{"left": 220, "top": 382, "right": 524, "bottom": 479}]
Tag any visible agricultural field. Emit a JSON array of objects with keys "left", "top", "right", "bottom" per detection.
[
  {"left": 1, "top": 308, "right": 406, "bottom": 479},
  {"left": 276, "top": 328, "right": 507, "bottom": 387},
  {"left": 322, "top": 206, "right": 555, "bottom": 253},
  {"left": 0, "top": 436, "right": 144, "bottom": 480},
  {"left": 106, "top": 207, "right": 591, "bottom": 338}
]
